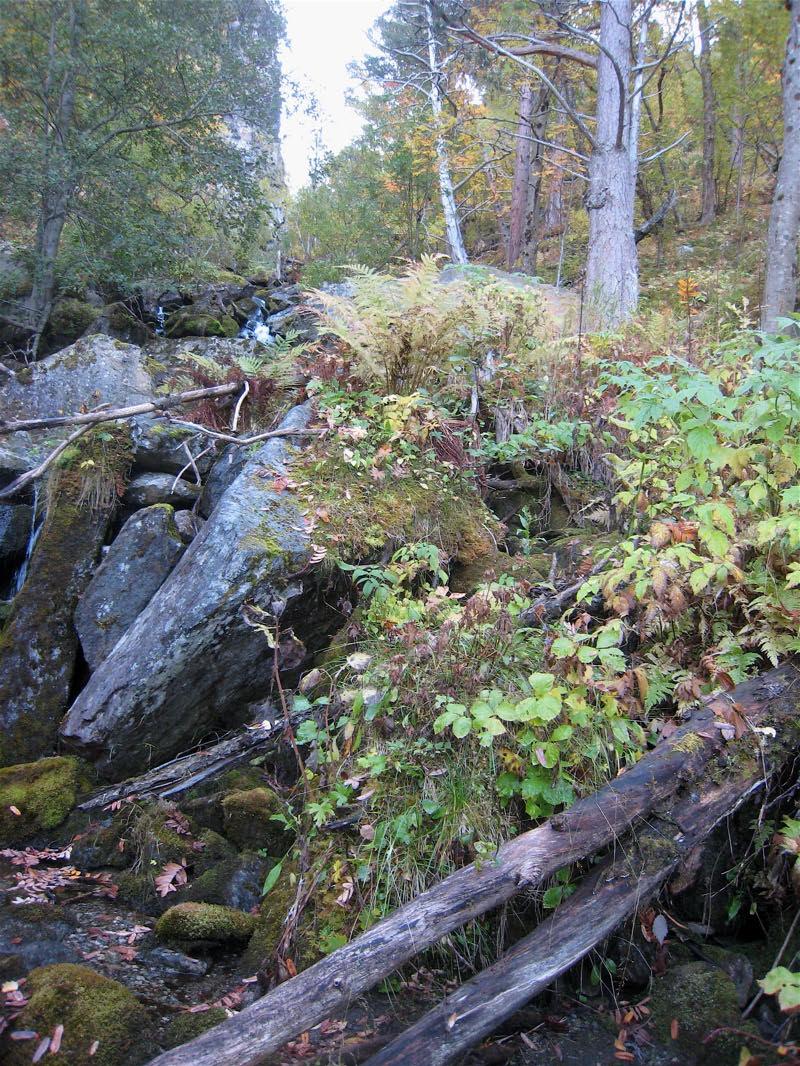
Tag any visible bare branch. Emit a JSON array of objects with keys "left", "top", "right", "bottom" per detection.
[{"left": 0, "top": 423, "right": 93, "bottom": 501}]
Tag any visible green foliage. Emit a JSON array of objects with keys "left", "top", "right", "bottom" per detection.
[
  {"left": 759, "top": 967, "right": 800, "bottom": 1013},
  {"left": 313, "top": 258, "right": 547, "bottom": 395}
]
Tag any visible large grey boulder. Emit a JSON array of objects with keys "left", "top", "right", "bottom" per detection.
[
  {"left": 75, "top": 504, "right": 188, "bottom": 669},
  {"left": 60, "top": 404, "right": 333, "bottom": 779},
  {"left": 131, "top": 417, "right": 216, "bottom": 477},
  {"left": 0, "top": 334, "right": 153, "bottom": 464},
  {"left": 199, "top": 444, "right": 248, "bottom": 517}
]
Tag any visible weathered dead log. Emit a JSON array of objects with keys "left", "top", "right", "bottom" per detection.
[
  {"left": 77, "top": 709, "right": 305, "bottom": 811},
  {"left": 145, "top": 661, "right": 800, "bottom": 1066},
  {"left": 365, "top": 721, "right": 778, "bottom": 1064}
]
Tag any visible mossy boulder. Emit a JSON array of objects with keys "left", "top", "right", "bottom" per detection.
[
  {"left": 165, "top": 308, "right": 239, "bottom": 339},
  {"left": 450, "top": 551, "right": 551, "bottom": 596},
  {"left": 221, "top": 787, "right": 293, "bottom": 852},
  {"left": 0, "top": 757, "right": 82, "bottom": 845},
  {"left": 2, "top": 963, "right": 152, "bottom": 1066},
  {"left": 242, "top": 865, "right": 298, "bottom": 973},
  {"left": 182, "top": 854, "right": 269, "bottom": 913},
  {"left": 162, "top": 1007, "right": 228, "bottom": 1049},
  {"left": 649, "top": 961, "right": 757, "bottom": 1064},
  {"left": 155, "top": 902, "right": 256, "bottom": 947},
  {"left": 49, "top": 298, "right": 101, "bottom": 342}
]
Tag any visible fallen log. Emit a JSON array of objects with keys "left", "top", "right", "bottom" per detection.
[
  {"left": 365, "top": 716, "right": 778, "bottom": 1064},
  {"left": 145, "top": 661, "right": 800, "bottom": 1066},
  {"left": 78, "top": 707, "right": 306, "bottom": 811}
]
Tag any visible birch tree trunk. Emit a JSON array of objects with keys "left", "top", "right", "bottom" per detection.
[
  {"left": 507, "top": 84, "right": 535, "bottom": 269},
  {"left": 584, "top": 0, "right": 638, "bottom": 329},
  {"left": 762, "top": 1, "right": 800, "bottom": 332},
  {"left": 424, "top": 0, "right": 467, "bottom": 265},
  {"left": 696, "top": 0, "right": 717, "bottom": 225}
]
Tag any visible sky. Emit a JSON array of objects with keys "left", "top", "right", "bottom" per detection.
[{"left": 281, "top": 0, "right": 393, "bottom": 192}]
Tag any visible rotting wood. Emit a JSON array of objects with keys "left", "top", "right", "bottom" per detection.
[
  {"left": 78, "top": 710, "right": 308, "bottom": 811},
  {"left": 144, "top": 661, "right": 800, "bottom": 1066},
  {"left": 364, "top": 729, "right": 779, "bottom": 1064}
]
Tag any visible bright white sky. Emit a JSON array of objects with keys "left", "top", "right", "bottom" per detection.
[{"left": 281, "top": 0, "right": 393, "bottom": 192}]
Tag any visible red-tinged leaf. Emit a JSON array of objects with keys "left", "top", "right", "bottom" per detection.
[
  {"left": 50, "top": 1024, "right": 63, "bottom": 1053},
  {"left": 32, "top": 1036, "right": 50, "bottom": 1062},
  {"left": 154, "top": 861, "right": 187, "bottom": 898},
  {"left": 9, "top": 805, "right": 21, "bottom": 817},
  {"left": 670, "top": 1019, "right": 679, "bottom": 1040},
  {"left": 186, "top": 1004, "right": 211, "bottom": 1014},
  {"left": 112, "top": 945, "right": 138, "bottom": 962}
]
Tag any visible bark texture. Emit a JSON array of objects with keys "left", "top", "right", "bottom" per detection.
[
  {"left": 584, "top": 0, "right": 638, "bottom": 328},
  {"left": 762, "top": 2, "right": 800, "bottom": 331}
]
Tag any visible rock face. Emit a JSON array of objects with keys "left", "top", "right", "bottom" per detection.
[
  {"left": 0, "top": 335, "right": 152, "bottom": 464},
  {"left": 75, "top": 504, "right": 188, "bottom": 669},
  {"left": 131, "top": 418, "right": 216, "bottom": 477},
  {"left": 60, "top": 404, "right": 326, "bottom": 779},
  {"left": 0, "top": 502, "right": 32, "bottom": 565},
  {"left": 0, "top": 443, "right": 127, "bottom": 767}
]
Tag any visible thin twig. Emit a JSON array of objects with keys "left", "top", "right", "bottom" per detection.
[
  {"left": 231, "top": 380, "right": 250, "bottom": 432},
  {"left": 742, "top": 907, "right": 800, "bottom": 1019},
  {"left": 165, "top": 419, "right": 325, "bottom": 446},
  {"left": 0, "top": 423, "right": 93, "bottom": 500}
]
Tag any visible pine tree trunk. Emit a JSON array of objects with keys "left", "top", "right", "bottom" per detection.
[
  {"left": 696, "top": 0, "right": 717, "bottom": 225},
  {"left": 584, "top": 0, "right": 638, "bottom": 329},
  {"left": 424, "top": 0, "right": 467, "bottom": 265},
  {"left": 762, "top": 2, "right": 800, "bottom": 332}
]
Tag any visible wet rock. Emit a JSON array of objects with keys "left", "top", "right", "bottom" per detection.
[
  {"left": 131, "top": 417, "right": 216, "bottom": 477},
  {"left": 0, "top": 757, "right": 83, "bottom": 845},
  {"left": 0, "top": 433, "right": 129, "bottom": 766},
  {"left": 266, "top": 305, "right": 299, "bottom": 333},
  {"left": 87, "top": 302, "right": 153, "bottom": 345},
  {"left": 0, "top": 904, "right": 79, "bottom": 978},
  {"left": 163, "top": 1006, "right": 227, "bottom": 1049},
  {"left": 143, "top": 945, "right": 208, "bottom": 979},
  {"left": 75, "top": 504, "right": 187, "bottom": 669},
  {"left": 122, "top": 472, "right": 200, "bottom": 510},
  {"left": 0, "top": 502, "right": 32, "bottom": 563},
  {"left": 199, "top": 443, "right": 247, "bottom": 518},
  {"left": 174, "top": 509, "right": 203, "bottom": 542},
  {"left": 222, "top": 787, "right": 293, "bottom": 853},
  {"left": 182, "top": 854, "right": 268, "bottom": 913},
  {"left": 1, "top": 963, "right": 153, "bottom": 1066},
  {"left": 155, "top": 902, "right": 256, "bottom": 947},
  {"left": 267, "top": 284, "right": 301, "bottom": 312},
  {"left": 61, "top": 404, "right": 332, "bottom": 779}
]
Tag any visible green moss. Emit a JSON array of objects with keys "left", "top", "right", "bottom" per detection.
[
  {"left": 242, "top": 864, "right": 299, "bottom": 972},
  {"left": 222, "top": 787, "right": 293, "bottom": 852},
  {"left": 2, "top": 964, "right": 152, "bottom": 1066},
  {"left": 674, "top": 731, "right": 704, "bottom": 754},
  {"left": 194, "top": 829, "right": 238, "bottom": 872},
  {"left": 49, "top": 298, "right": 101, "bottom": 339},
  {"left": 450, "top": 551, "right": 550, "bottom": 595},
  {"left": 162, "top": 1007, "right": 228, "bottom": 1049},
  {"left": 0, "top": 757, "right": 81, "bottom": 845},
  {"left": 165, "top": 309, "right": 239, "bottom": 338},
  {"left": 155, "top": 902, "right": 256, "bottom": 945},
  {"left": 649, "top": 962, "right": 756, "bottom": 1065}
]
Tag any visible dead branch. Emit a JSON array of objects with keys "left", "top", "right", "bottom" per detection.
[
  {"left": 0, "top": 382, "right": 240, "bottom": 434},
  {"left": 144, "top": 662, "right": 800, "bottom": 1066},
  {"left": 0, "top": 423, "right": 94, "bottom": 501}
]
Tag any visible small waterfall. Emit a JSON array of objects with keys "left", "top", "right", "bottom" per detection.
[
  {"left": 12, "top": 484, "right": 43, "bottom": 596},
  {"left": 154, "top": 305, "right": 166, "bottom": 336},
  {"left": 239, "top": 296, "right": 273, "bottom": 345}
]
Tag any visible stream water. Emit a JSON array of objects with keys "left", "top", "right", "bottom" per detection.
[
  {"left": 238, "top": 296, "right": 273, "bottom": 345},
  {"left": 11, "top": 484, "right": 42, "bottom": 596}
]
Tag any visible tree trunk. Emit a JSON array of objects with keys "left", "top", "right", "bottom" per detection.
[
  {"left": 520, "top": 85, "right": 551, "bottom": 274},
  {"left": 424, "top": 0, "right": 467, "bottom": 265},
  {"left": 507, "top": 84, "right": 535, "bottom": 269},
  {"left": 144, "top": 662, "right": 800, "bottom": 1066},
  {"left": 584, "top": 0, "right": 638, "bottom": 328},
  {"left": 696, "top": 0, "right": 717, "bottom": 225},
  {"left": 762, "top": 2, "right": 800, "bottom": 332},
  {"left": 26, "top": 0, "right": 85, "bottom": 355}
]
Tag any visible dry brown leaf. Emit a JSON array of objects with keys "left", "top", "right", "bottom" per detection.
[{"left": 154, "top": 861, "right": 187, "bottom": 898}]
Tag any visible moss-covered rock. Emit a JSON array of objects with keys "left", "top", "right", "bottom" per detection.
[
  {"left": 242, "top": 865, "right": 298, "bottom": 973},
  {"left": 162, "top": 1007, "right": 228, "bottom": 1049},
  {"left": 450, "top": 551, "right": 550, "bottom": 595},
  {"left": 49, "top": 298, "right": 101, "bottom": 342},
  {"left": 165, "top": 308, "right": 239, "bottom": 339},
  {"left": 155, "top": 902, "right": 256, "bottom": 947},
  {"left": 2, "top": 963, "right": 152, "bottom": 1066},
  {"left": 649, "top": 961, "right": 757, "bottom": 1064},
  {"left": 221, "top": 787, "right": 293, "bottom": 853},
  {"left": 0, "top": 757, "right": 82, "bottom": 845},
  {"left": 182, "top": 854, "right": 268, "bottom": 913}
]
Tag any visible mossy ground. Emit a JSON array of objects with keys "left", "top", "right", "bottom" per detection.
[
  {"left": 2, "top": 964, "right": 152, "bottom": 1066},
  {"left": 0, "top": 757, "right": 83, "bottom": 845}
]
